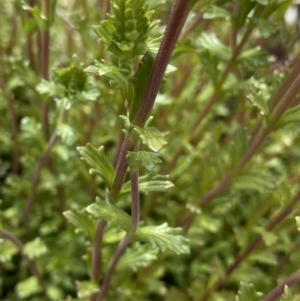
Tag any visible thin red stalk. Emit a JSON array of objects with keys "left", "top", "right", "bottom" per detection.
[
  {"left": 40, "top": 0, "right": 50, "bottom": 139},
  {"left": 111, "top": 0, "right": 193, "bottom": 198},
  {"left": 95, "top": 164, "right": 140, "bottom": 301},
  {"left": 0, "top": 230, "right": 48, "bottom": 297}
]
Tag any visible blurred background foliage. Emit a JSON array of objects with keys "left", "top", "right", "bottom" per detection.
[{"left": 1, "top": 0, "right": 300, "bottom": 300}]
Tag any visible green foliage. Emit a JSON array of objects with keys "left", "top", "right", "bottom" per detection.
[{"left": 2, "top": 0, "right": 300, "bottom": 300}]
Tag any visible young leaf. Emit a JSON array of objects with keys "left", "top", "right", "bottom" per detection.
[
  {"left": 135, "top": 223, "right": 190, "bottom": 255},
  {"left": 86, "top": 198, "right": 131, "bottom": 231},
  {"left": 280, "top": 286, "right": 300, "bottom": 301},
  {"left": 250, "top": 17, "right": 275, "bottom": 38},
  {"left": 63, "top": 209, "right": 96, "bottom": 240},
  {"left": 126, "top": 151, "right": 162, "bottom": 172},
  {"left": 129, "top": 51, "right": 155, "bottom": 121},
  {"left": 77, "top": 144, "right": 115, "bottom": 189},
  {"left": 23, "top": 237, "right": 48, "bottom": 260},
  {"left": 133, "top": 127, "right": 169, "bottom": 152},
  {"left": 117, "top": 243, "right": 158, "bottom": 271},
  {"left": 120, "top": 174, "right": 174, "bottom": 195}
]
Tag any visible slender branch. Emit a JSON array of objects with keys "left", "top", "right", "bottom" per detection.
[
  {"left": 0, "top": 230, "right": 48, "bottom": 296},
  {"left": 95, "top": 156, "right": 140, "bottom": 301},
  {"left": 111, "top": 0, "right": 193, "bottom": 198},
  {"left": 40, "top": 0, "right": 51, "bottom": 139},
  {"left": 261, "top": 270, "right": 300, "bottom": 301},
  {"left": 23, "top": 109, "right": 67, "bottom": 226}
]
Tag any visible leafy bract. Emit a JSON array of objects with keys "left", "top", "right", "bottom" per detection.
[
  {"left": 117, "top": 243, "right": 158, "bottom": 271},
  {"left": 126, "top": 151, "right": 162, "bottom": 172},
  {"left": 77, "top": 144, "right": 115, "bottom": 189},
  {"left": 86, "top": 198, "right": 131, "bottom": 231},
  {"left": 135, "top": 223, "right": 190, "bottom": 255},
  {"left": 121, "top": 174, "right": 174, "bottom": 195},
  {"left": 133, "top": 127, "right": 169, "bottom": 152}
]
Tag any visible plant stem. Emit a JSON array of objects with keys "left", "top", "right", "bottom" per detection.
[
  {"left": 111, "top": 0, "right": 193, "bottom": 198},
  {"left": 95, "top": 163, "right": 140, "bottom": 301},
  {"left": 0, "top": 230, "right": 48, "bottom": 297},
  {"left": 40, "top": 0, "right": 50, "bottom": 139}
]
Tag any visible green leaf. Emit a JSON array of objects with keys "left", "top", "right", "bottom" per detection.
[
  {"left": 92, "top": 21, "right": 115, "bottom": 46},
  {"left": 16, "top": 276, "right": 41, "bottom": 299},
  {"left": 77, "top": 144, "right": 115, "bottom": 189},
  {"left": 296, "top": 216, "right": 300, "bottom": 232},
  {"left": 232, "top": 171, "right": 275, "bottom": 191},
  {"left": 197, "top": 33, "right": 231, "bottom": 61},
  {"left": 0, "top": 239, "right": 19, "bottom": 262},
  {"left": 23, "top": 237, "right": 48, "bottom": 260},
  {"left": 249, "top": 250, "right": 278, "bottom": 265},
  {"left": 121, "top": 174, "right": 174, "bottom": 195},
  {"left": 275, "top": 105, "right": 300, "bottom": 129},
  {"left": 86, "top": 198, "right": 131, "bottom": 231},
  {"left": 129, "top": 51, "right": 155, "bottom": 121},
  {"left": 76, "top": 281, "right": 98, "bottom": 298},
  {"left": 135, "top": 223, "right": 190, "bottom": 255},
  {"left": 117, "top": 243, "right": 158, "bottom": 271},
  {"left": 36, "top": 79, "right": 65, "bottom": 97},
  {"left": 203, "top": 5, "right": 231, "bottom": 21},
  {"left": 251, "top": 17, "right": 275, "bottom": 38},
  {"left": 84, "top": 60, "right": 127, "bottom": 91},
  {"left": 231, "top": 125, "right": 248, "bottom": 168},
  {"left": 133, "top": 127, "right": 169, "bottom": 152},
  {"left": 57, "top": 123, "right": 76, "bottom": 145},
  {"left": 126, "top": 151, "right": 162, "bottom": 172},
  {"left": 63, "top": 209, "right": 96, "bottom": 239},
  {"left": 235, "top": 282, "right": 261, "bottom": 301}
]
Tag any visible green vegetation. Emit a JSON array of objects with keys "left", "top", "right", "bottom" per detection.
[{"left": 1, "top": 0, "right": 300, "bottom": 300}]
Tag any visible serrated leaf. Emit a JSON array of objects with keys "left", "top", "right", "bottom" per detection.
[
  {"left": 76, "top": 281, "right": 98, "bottom": 298},
  {"left": 0, "top": 239, "right": 19, "bottom": 262},
  {"left": 16, "top": 276, "right": 41, "bottom": 299},
  {"left": 63, "top": 209, "right": 96, "bottom": 239},
  {"left": 36, "top": 79, "right": 65, "bottom": 97},
  {"left": 121, "top": 174, "right": 174, "bottom": 195},
  {"left": 126, "top": 151, "right": 162, "bottom": 172},
  {"left": 249, "top": 250, "right": 278, "bottom": 265},
  {"left": 23, "top": 237, "right": 48, "bottom": 260},
  {"left": 86, "top": 199, "right": 131, "bottom": 231},
  {"left": 232, "top": 171, "right": 274, "bottom": 191},
  {"left": 57, "top": 123, "right": 76, "bottom": 145},
  {"left": 117, "top": 243, "right": 158, "bottom": 271},
  {"left": 135, "top": 223, "right": 190, "bottom": 255},
  {"left": 84, "top": 60, "right": 127, "bottom": 91},
  {"left": 198, "top": 33, "right": 231, "bottom": 61},
  {"left": 275, "top": 105, "right": 300, "bottom": 129},
  {"left": 92, "top": 21, "right": 115, "bottom": 46},
  {"left": 134, "top": 127, "right": 169, "bottom": 152},
  {"left": 203, "top": 5, "right": 231, "bottom": 20},
  {"left": 77, "top": 144, "right": 115, "bottom": 189},
  {"left": 251, "top": 17, "right": 275, "bottom": 38}
]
